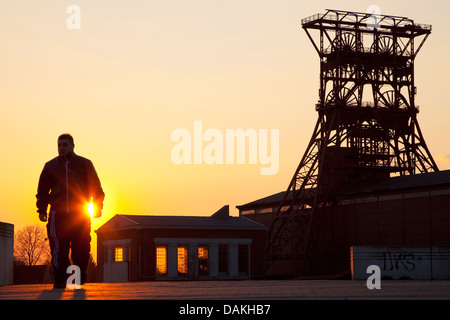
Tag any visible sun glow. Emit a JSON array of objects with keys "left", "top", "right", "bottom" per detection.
[{"left": 87, "top": 199, "right": 95, "bottom": 218}]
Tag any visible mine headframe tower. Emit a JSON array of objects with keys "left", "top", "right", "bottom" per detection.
[{"left": 266, "top": 9, "right": 438, "bottom": 277}]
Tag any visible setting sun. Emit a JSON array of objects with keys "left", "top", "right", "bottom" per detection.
[{"left": 87, "top": 200, "right": 95, "bottom": 219}]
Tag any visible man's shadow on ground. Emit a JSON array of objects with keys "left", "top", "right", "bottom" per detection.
[{"left": 37, "top": 287, "right": 86, "bottom": 300}]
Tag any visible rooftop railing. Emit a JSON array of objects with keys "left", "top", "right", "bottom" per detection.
[{"left": 301, "top": 10, "right": 431, "bottom": 31}]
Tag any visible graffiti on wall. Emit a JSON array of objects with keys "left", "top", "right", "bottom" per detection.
[
  {"left": 352, "top": 246, "right": 450, "bottom": 280},
  {"left": 382, "top": 250, "right": 423, "bottom": 272}
]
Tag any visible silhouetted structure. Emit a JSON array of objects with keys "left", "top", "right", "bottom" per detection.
[
  {"left": 13, "top": 265, "right": 53, "bottom": 284},
  {"left": 262, "top": 9, "right": 438, "bottom": 277},
  {"left": 0, "top": 222, "right": 14, "bottom": 285},
  {"left": 96, "top": 206, "right": 266, "bottom": 282}
]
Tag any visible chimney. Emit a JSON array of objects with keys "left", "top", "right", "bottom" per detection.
[{"left": 211, "top": 205, "right": 229, "bottom": 219}]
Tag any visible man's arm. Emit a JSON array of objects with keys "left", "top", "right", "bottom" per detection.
[{"left": 36, "top": 164, "right": 51, "bottom": 221}]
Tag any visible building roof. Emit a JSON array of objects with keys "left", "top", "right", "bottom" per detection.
[
  {"left": 236, "top": 188, "right": 316, "bottom": 211},
  {"left": 96, "top": 205, "right": 266, "bottom": 233},
  {"left": 340, "top": 169, "right": 450, "bottom": 196},
  {"left": 236, "top": 170, "right": 450, "bottom": 210}
]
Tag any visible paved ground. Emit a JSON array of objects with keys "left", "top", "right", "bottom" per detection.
[
  {"left": 2, "top": 280, "right": 449, "bottom": 319},
  {"left": 1, "top": 280, "right": 450, "bottom": 300}
]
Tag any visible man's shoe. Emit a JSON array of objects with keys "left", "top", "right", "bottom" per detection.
[
  {"left": 53, "top": 282, "right": 66, "bottom": 289},
  {"left": 80, "top": 273, "right": 87, "bottom": 286}
]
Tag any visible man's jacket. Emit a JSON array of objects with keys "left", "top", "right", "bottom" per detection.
[{"left": 36, "top": 153, "right": 105, "bottom": 216}]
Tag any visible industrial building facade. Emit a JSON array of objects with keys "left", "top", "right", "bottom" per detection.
[
  {"left": 237, "top": 170, "right": 450, "bottom": 277},
  {"left": 96, "top": 206, "right": 266, "bottom": 282}
]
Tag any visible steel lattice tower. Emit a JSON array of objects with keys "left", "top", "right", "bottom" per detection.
[{"left": 266, "top": 9, "right": 438, "bottom": 277}]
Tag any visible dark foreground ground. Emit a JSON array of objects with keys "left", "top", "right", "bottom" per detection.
[
  {"left": 2, "top": 280, "right": 449, "bottom": 319},
  {"left": 1, "top": 280, "right": 450, "bottom": 300}
]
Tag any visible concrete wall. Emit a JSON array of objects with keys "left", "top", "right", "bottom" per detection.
[
  {"left": 351, "top": 246, "right": 450, "bottom": 280},
  {"left": 0, "top": 222, "right": 14, "bottom": 286}
]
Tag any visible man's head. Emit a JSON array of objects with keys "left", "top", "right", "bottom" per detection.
[{"left": 58, "top": 133, "right": 75, "bottom": 157}]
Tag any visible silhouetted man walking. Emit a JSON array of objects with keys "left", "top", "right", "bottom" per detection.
[{"left": 36, "top": 134, "right": 104, "bottom": 288}]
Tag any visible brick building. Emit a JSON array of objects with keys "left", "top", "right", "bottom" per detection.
[{"left": 96, "top": 206, "right": 266, "bottom": 282}]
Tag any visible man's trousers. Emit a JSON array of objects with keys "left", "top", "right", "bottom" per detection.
[{"left": 47, "top": 210, "right": 91, "bottom": 285}]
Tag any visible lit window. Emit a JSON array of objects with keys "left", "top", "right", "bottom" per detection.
[
  {"left": 178, "top": 246, "right": 188, "bottom": 276},
  {"left": 114, "top": 247, "right": 123, "bottom": 262},
  {"left": 156, "top": 246, "right": 167, "bottom": 276},
  {"left": 198, "top": 245, "right": 209, "bottom": 276}
]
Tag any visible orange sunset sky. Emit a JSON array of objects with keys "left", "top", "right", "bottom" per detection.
[{"left": 1, "top": 0, "right": 450, "bottom": 262}]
